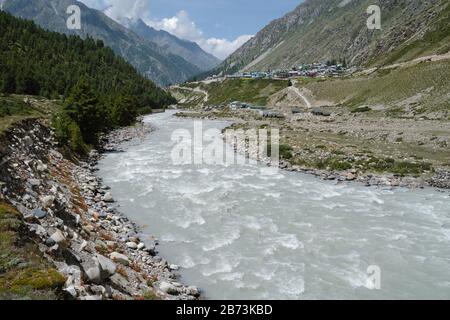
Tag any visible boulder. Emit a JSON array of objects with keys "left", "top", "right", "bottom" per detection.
[
  {"left": 28, "top": 179, "right": 41, "bottom": 187},
  {"left": 185, "top": 286, "right": 200, "bottom": 297},
  {"left": 126, "top": 242, "right": 138, "bottom": 249},
  {"left": 109, "top": 252, "right": 130, "bottom": 266},
  {"left": 64, "top": 286, "right": 77, "bottom": 298},
  {"left": 85, "top": 266, "right": 102, "bottom": 284},
  {"left": 159, "top": 281, "right": 180, "bottom": 295},
  {"left": 36, "top": 163, "right": 48, "bottom": 172},
  {"left": 169, "top": 264, "right": 179, "bottom": 271},
  {"left": 96, "top": 254, "right": 117, "bottom": 278},
  {"left": 110, "top": 273, "right": 129, "bottom": 291},
  {"left": 50, "top": 230, "right": 66, "bottom": 245},
  {"left": 345, "top": 173, "right": 356, "bottom": 181},
  {"left": 40, "top": 195, "right": 55, "bottom": 208},
  {"left": 137, "top": 243, "right": 145, "bottom": 250},
  {"left": 103, "top": 192, "right": 114, "bottom": 203},
  {"left": 32, "top": 208, "right": 47, "bottom": 219},
  {"left": 45, "top": 238, "right": 56, "bottom": 247}
]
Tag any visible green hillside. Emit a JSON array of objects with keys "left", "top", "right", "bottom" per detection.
[{"left": 0, "top": 11, "right": 175, "bottom": 151}]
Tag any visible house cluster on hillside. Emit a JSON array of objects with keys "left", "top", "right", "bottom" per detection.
[{"left": 206, "top": 62, "right": 347, "bottom": 81}]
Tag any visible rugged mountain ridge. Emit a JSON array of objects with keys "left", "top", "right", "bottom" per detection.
[
  {"left": 123, "top": 18, "right": 221, "bottom": 72},
  {"left": 212, "top": 0, "right": 450, "bottom": 75},
  {"left": 1, "top": 0, "right": 203, "bottom": 86}
]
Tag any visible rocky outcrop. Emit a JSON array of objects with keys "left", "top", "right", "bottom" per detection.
[{"left": 0, "top": 119, "right": 199, "bottom": 300}]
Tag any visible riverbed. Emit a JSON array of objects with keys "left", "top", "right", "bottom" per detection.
[{"left": 97, "top": 111, "right": 450, "bottom": 300}]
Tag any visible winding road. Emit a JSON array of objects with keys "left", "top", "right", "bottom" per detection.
[{"left": 290, "top": 80, "right": 313, "bottom": 108}]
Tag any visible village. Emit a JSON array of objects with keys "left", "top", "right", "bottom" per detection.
[{"left": 206, "top": 61, "right": 348, "bottom": 81}]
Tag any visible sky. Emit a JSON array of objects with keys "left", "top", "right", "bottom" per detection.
[{"left": 79, "top": 0, "right": 301, "bottom": 59}]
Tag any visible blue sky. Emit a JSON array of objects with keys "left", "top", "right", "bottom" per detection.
[
  {"left": 80, "top": 0, "right": 302, "bottom": 59},
  {"left": 147, "top": 0, "right": 301, "bottom": 40}
]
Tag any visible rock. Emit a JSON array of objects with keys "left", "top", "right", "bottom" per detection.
[
  {"left": 96, "top": 254, "right": 117, "bottom": 278},
  {"left": 109, "top": 252, "right": 130, "bottom": 266},
  {"left": 345, "top": 173, "right": 356, "bottom": 181},
  {"left": 145, "top": 246, "right": 157, "bottom": 256},
  {"left": 85, "top": 266, "right": 102, "bottom": 284},
  {"left": 90, "top": 285, "right": 107, "bottom": 297},
  {"left": 63, "top": 265, "right": 82, "bottom": 287},
  {"left": 159, "top": 281, "right": 180, "bottom": 295},
  {"left": 40, "top": 195, "right": 55, "bottom": 208},
  {"left": 28, "top": 179, "right": 41, "bottom": 187},
  {"left": 23, "top": 135, "right": 33, "bottom": 147},
  {"left": 50, "top": 229, "right": 66, "bottom": 245},
  {"left": 45, "top": 238, "right": 56, "bottom": 246},
  {"left": 32, "top": 208, "right": 47, "bottom": 219},
  {"left": 78, "top": 240, "right": 88, "bottom": 252},
  {"left": 64, "top": 286, "right": 77, "bottom": 298},
  {"left": 128, "top": 236, "right": 139, "bottom": 243},
  {"left": 106, "top": 241, "right": 116, "bottom": 250},
  {"left": 169, "top": 264, "right": 179, "bottom": 271},
  {"left": 110, "top": 273, "right": 129, "bottom": 290},
  {"left": 103, "top": 192, "right": 114, "bottom": 203},
  {"left": 185, "top": 286, "right": 200, "bottom": 297},
  {"left": 137, "top": 243, "right": 145, "bottom": 250},
  {"left": 126, "top": 242, "right": 138, "bottom": 249},
  {"left": 36, "top": 163, "right": 48, "bottom": 172}
]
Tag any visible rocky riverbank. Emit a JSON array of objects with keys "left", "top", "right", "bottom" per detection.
[
  {"left": 175, "top": 111, "right": 449, "bottom": 191},
  {"left": 0, "top": 118, "right": 200, "bottom": 300}
]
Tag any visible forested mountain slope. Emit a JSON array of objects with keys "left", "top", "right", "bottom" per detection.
[{"left": 2, "top": 0, "right": 202, "bottom": 86}]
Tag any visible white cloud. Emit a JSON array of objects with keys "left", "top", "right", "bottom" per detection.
[
  {"left": 147, "top": 10, "right": 252, "bottom": 59},
  {"left": 149, "top": 10, "right": 203, "bottom": 42},
  {"left": 104, "top": 0, "right": 151, "bottom": 21},
  {"left": 199, "top": 35, "right": 253, "bottom": 60},
  {"left": 79, "top": 1, "right": 252, "bottom": 59}
]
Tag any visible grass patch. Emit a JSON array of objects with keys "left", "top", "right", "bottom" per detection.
[
  {"left": 302, "top": 59, "right": 450, "bottom": 116},
  {"left": 268, "top": 143, "right": 294, "bottom": 160},
  {"left": 0, "top": 201, "right": 65, "bottom": 300},
  {"left": 201, "top": 78, "right": 289, "bottom": 106},
  {"left": 0, "top": 95, "right": 62, "bottom": 133}
]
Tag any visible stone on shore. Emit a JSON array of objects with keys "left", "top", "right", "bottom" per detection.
[
  {"left": 103, "top": 192, "right": 114, "bottom": 203},
  {"left": 50, "top": 229, "right": 66, "bottom": 245},
  {"left": 32, "top": 208, "right": 47, "bottom": 219},
  {"left": 159, "top": 281, "right": 180, "bottom": 295},
  {"left": 85, "top": 266, "right": 102, "bottom": 284},
  {"left": 96, "top": 254, "right": 117, "bottom": 278},
  {"left": 126, "top": 242, "right": 138, "bottom": 249},
  {"left": 40, "top": 195, "right": 55, "bottom": 208},
  {"left": 109, "top": 252, "right": 130, "bottom": 266}
]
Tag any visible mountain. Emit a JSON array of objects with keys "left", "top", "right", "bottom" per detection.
[
  {"left": 211, "top": 0, "right": 450, "bottom": 75},
  {"left": 0, "top": 10, "right": 174, "bottom": 106},
  {"left": 123, "top": 18, "right": 221, "bottom": 72},
  {"left": 1, "top": 0, "right": 202, "bottom": 86}
]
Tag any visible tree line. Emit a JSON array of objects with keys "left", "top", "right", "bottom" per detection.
[{"left": 0, "top": 11, "right": 176, "bottom": 152}]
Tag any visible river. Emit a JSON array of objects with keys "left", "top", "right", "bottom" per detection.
[{"left": 97, "top": 111, "right": 450, "bottom": 300}]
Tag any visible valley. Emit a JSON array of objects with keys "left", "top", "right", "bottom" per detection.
[
  {"left": 171, "top": 56, "right": 450, "bottom": 189},
  {"left": 1, "top": 0, "right": 449, "bottom": 302}
]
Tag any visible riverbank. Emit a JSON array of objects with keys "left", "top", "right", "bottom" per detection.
[
  {"left": 175, "top": 110, "right": 450, "bottom": 191},
  {"left": 0, "top": 118, "right": 199, "bottom": 300}
]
